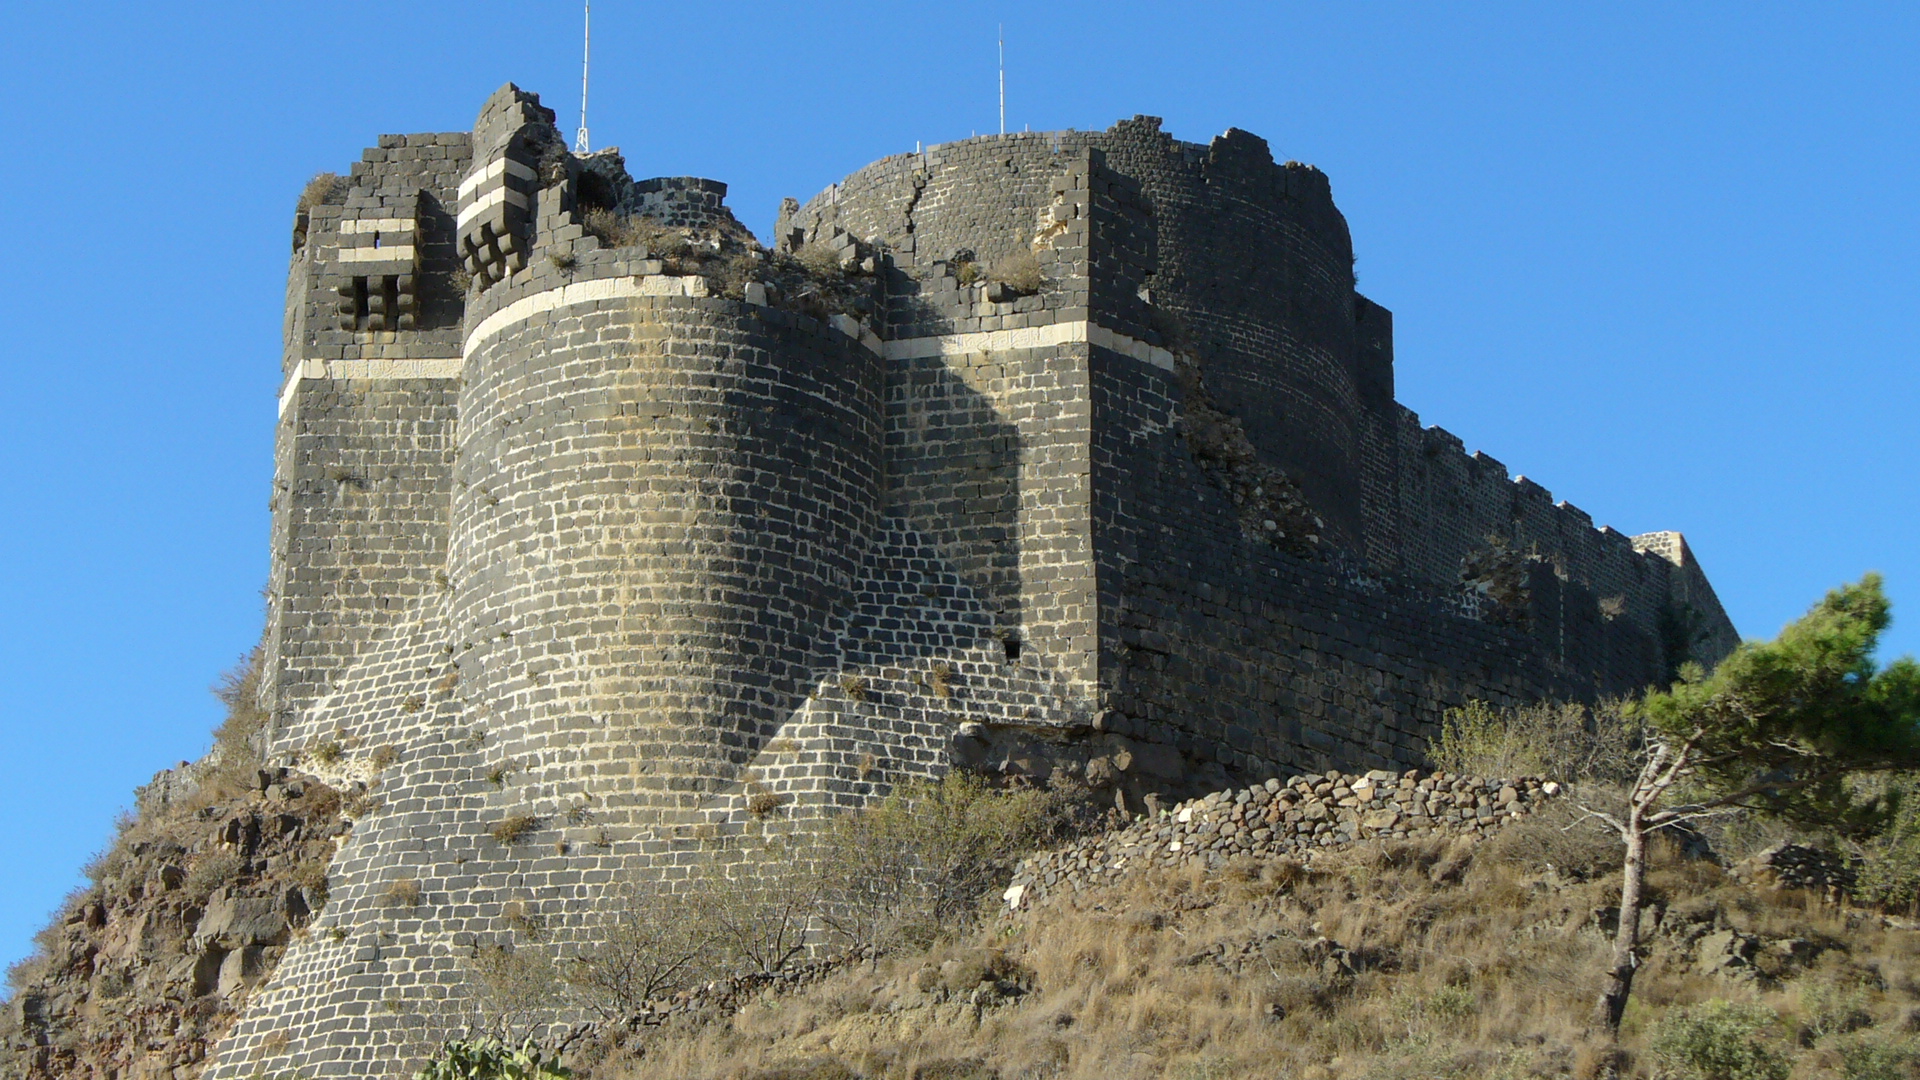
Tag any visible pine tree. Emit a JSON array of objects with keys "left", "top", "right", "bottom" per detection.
[{"left": 1587, "top": 574, "right": 1920, "bottom": 1032}]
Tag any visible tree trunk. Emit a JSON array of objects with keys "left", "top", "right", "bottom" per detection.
[{"left": 1593, "top": 820, "right": 1648, "bottom": 1032}]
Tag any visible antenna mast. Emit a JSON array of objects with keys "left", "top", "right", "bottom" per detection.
[
  {"left": 998, "top": 26, "right": 1005, "bottom": 135},
  {"left": 575, "top": 2, "right": 591, "bottom": 153}
]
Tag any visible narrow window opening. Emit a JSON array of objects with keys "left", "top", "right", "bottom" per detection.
[{"left": 1003, "top": 636, "right": 1021, "bottom": 663}]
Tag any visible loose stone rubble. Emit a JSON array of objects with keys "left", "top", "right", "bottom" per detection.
[
  {"left": 1732, "top": 841, "right": 1859, "bottom": 899},
  {"left": 1005, "top": 767, "right": 1559, "bottom": 910}
]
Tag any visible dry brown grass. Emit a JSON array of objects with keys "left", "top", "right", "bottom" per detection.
[
  {"left": 491, "top": 814, "right": 540, "bottom": 845},
  {"left": 795, "top": 242, "right": 847, "bottom": 278},
  {"left": 988, "top": 250, "right": 1043, "bottom": 295},
  {"left": 295, "top": 172, "right": 345, "bottom": 214},
  {"left": 584, "top": 836, "right": 1920, "bottom": 1080},
  {"left": 382, "top": 876, "right": 422, "bottom": 908},
  {"left": 747, "top": 785, "right": 785, "bottom": 818},
  {"left": 581, "top": 208, "right": 682, "bottom": 255},
  {"left": 928, "top": 662, "right": 954, "bottom": 700}
]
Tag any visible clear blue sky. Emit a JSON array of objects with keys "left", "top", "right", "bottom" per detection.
[{"left": 1, "top": 2, "right": 1914, "bottom": 973}]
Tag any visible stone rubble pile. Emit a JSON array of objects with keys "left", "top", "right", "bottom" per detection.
[
  {"left": 1732, "top": 842, "right": 1858, "bottom": 899},
  {"left": 1006, "top": 767, "right": 1560, "bottom": 910}
]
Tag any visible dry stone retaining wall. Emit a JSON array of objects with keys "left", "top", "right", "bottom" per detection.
[{"left": 1006, "top": 767, "right": 1561, "bottom": 911}]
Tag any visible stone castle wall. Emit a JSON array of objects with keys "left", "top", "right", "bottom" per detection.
[
  {"left": 787, "top": 117, "right": 1734, "bottom": 781},
  {"left": 265, "top": 132, "right": 471, "bottom": 732},
  {"left": 206, "top": 87, "right": 1738, "bottom": 1077}
]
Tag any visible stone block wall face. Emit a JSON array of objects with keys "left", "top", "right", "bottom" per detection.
[
  {"left": 881, "top": 341, "right": 1097, "bottom": 692},
  {"left": 264, "top": 381, "right": 460, "bottom": 738},
  {"left": 222, "top": 91, "right": 1739, "bottom": 1076},
  {"left": 1090, "top": 120, "right": 1372, "bottom": 546},
  {"left": 448, "top": 288, "right": 886, "bottom": 821},
  {"left": 1087, "top": 345, "right": 1653, "bottom": 779},
  {"left": 792, "top": 138, "right": 1105, "bottom": 696},
  {"left": 264, "top": 131, "right": 471, "bottom": 731}
]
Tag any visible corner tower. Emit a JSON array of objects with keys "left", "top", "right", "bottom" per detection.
[{"left": 265, "top": 128, "right": 471, "bottom": 736}]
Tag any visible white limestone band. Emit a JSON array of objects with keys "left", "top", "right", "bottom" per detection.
[
  {"left": 456, "top": 156, "right": 537, "bottom": 200},
  {"left": 337, "top": 245, "right": 418, "bottom": 264},
  {"left": 338, "top": 219, "right": 417, "bottom": 235},
  {"left": 455, "top": 187, "right": 530, "bottom": 230},
  {"left": 462, "top": 275, "right": 713, "bottom": 355},
  {"left": 464, "top": 276, "right": 1178, "bottom": 373},
  {"left": 278, "top": 357, "right": 464, "bottom": 417},
  {"left": 882, "top": 320, "right": 1175, "bottom": 371}
]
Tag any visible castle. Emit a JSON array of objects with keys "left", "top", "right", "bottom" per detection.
[{"left": 205, "top": 84, "right": 1735, "bottom": 1075}]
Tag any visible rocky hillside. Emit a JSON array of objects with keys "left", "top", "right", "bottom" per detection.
[
  {"left": 0, "top": 764, "right": 348, "bottom": 1079},
  {"left": 577, "top": 787, "right": 1920, "bottom": 1080}
]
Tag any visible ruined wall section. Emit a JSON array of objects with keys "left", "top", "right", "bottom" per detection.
[
  {"left": 788, "top": 130, "right": 1094, "bottom": 311},
  {"left": 1087, "top": 341, "right": 1635, "bottom": 781},
  {"left": 1365, "top": 405, "right": 1735, "bottom": 681},
  {"left": 1071, "top": 122, "right": 1729, "bottom": 779},
  {"left": 264, "top": 133, "right": 472, "bottom": 736},
  {"left": 1091, "top": 119, "right": 1373, "bottom": 546},
  {"left": 1633, "top": 530, "right": 1740, "bottom": 664}
]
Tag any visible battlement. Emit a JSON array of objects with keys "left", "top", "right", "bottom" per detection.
[{"left": 212, "top": 85, "right": 1737, "bottom": 1077}]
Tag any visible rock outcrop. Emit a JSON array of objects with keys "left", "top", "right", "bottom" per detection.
[{"left": 0, "top": 768, "right": 347, "bottom": 1079}]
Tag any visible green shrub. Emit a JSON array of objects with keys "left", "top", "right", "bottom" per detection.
[
  {"left": 1650, "top": 1000, "right": 1792, "bottom": 1080},
  {"left": 1429, "top": 698, "right": 1640, "bottom": 783},
  {"left": 412, "top": 1037, "right": 571, "bottom": 1080},
  {"left": 817, "top": 772, "right": 1083, "bottom": 952},
  {"left": 1850, "top": 772, "right": 1920, "bottom": 912},
  {"left": 1837, "top": 1034, "right": 1920, "bottom": 1080},
  {"left": 1800, "top": 980, "right": 1873, "bottom": 1043}
]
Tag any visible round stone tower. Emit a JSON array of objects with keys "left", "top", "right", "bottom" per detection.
[
  {"left": 447, "top": 90, "right": 886, "bottom": 824},
  {"left": 448, "top": 286, "right": 885, "bottom": 823}
]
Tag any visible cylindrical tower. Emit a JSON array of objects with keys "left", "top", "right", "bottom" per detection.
[{"left": 447, "top": 287, "right": 884, "bottom": 823}]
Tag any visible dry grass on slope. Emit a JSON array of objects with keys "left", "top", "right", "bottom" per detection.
[{"left": 587, "top": 801, "right": 1920, "bottom": 1080}]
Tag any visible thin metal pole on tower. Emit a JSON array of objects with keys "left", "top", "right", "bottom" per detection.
[
  {"left": 576, "top": 2, "right": 592, "bottom": 153},
  {"left": 998, "top": 26, "right": 1006, "bottom": 135}
]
